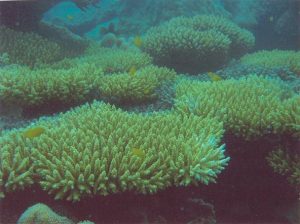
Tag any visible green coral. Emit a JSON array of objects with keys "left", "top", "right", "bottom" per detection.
[
  {"left": 0, "top": 26, "right": 63, "bottom": 67},
  {"left": 48, "top": 46, "right": 153, "bottom": 74},
  {"left": 0, "top": 64, "right": 175, "bottom": 108},
  {"left": 0, "top": 131, "right": 34, "bottom": 198},
  {"left": 281, "top": 96, "right": 300, "bottom": 137},
  {"left": 0, "top": 102, "right": 229, "bottom": 201},
  {"left": 240, "top": 50, "right": 300, "bottom": 75},
  {"left": 17, "top": 203, "right": 74, "bottom": 224},
  {"left": 0, "top": 45, "right": 156, "bottom": 108},
  {"left": 267, "top": 148, "right": 300, "bottom": 186},
  {"left": 142, "top": 15, "right": 255, "bottom": 74},
  {"left": 0, "top": 63, "right": 102, "bottom": 107},
  {"left": 98, "top": 65, "right": 176, "bottom": 103},
  {"left": 175, "top": 75, "right": 298, "bottom": 139},
  {"left": 17, "top": 203, "right": 93, "bottom": 224}
]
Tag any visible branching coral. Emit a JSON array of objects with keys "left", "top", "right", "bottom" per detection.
[
  {"left": 175, "top": 75, "right": 298, "bottom": 139},
  {"left": 281, "top": 96, "right": 300, "bottom": 138},
  {"left": 98, "top": 65, "right": 176, "bottom": 103},
  {"left": 0, "top": 45, "right": 153, "bottom": 109},
  {"left": 0, "top": 130, "right": 34, "bottom": 198},
  {"left": 240, "top": 50, "right": 300, "bottom": 76},
  {"left": 0, "top": 63, "right": 102, "bottom": 107},
  {"left": 0, "top": 26, "right": 63, "bottom": 67},
  {"left": 267, "top": 148, "right": 300, "bottom": 187},
  {"left": 0, "top": 102, "right": 229, "bottom": 201},
  {"left": 49, "top": 46, "right": 153, "bottom": 74},
  {"left": 142, "top": 15, "right": 255, "bottom": 74},
  {"left": 0, "top": 64, "right": 175, "bottom": 108}
]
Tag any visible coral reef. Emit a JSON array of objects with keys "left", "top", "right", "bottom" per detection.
[
  {"left": 282, "top": 96, "right": 300, "bottom": 138},
  {"left": 73, "top": 0, "right": 100, "bottom": 10},
  {"left": 0, "top": 26, "right": 64, "bottom": 67},
  {"left": 0, "top": 102, "right": 229, "bottom": 201},
  {"left": 100, "top": 22, "right": 120, "bottom": 36},
  {"left": 1, "top": 1, "right": 299, "bottom": 223},
  {"left": 0, "top": 63, "right": 102, "bottom": 107},
  {"left": 0, "top": 0, "right": 100, "bottom": 31},
  {"left": 240, "top": 50, "right": 300, "bottom": 76},
  {"left": 100, "top": 33, "right": 122, "bottom": 48},
  {"left": 0, "top": 54, "right": 174, "bottom": 111},
  {"left": 267, "top": 148, "right": 300, "bottom": 187},
  {"left": 49, "top": 45, "right": 152, "bottom": 74},
  {"left": 211, "top": 62, "right": 300, "bottom": 93},
  {"left": 98, "top": 65, "right": 176, "bottom": 104},
  {"left": 142, "top": 15, "right": 255, "bottom": 74},
  {"left": 112, "top": 0, "right": 230, "bottom": 36},
  {"left": 0, "top": 53, "right": 10, "bottom": 66},
  {"left": 17, "top": 203, "right": 74, "bottom": 224},
  {"left": 17, "top": 203, "right": 94, "bottom": 224},
  {"left": 38, "top": 21, "right": 89, "bottom": 57},
  {"left": 0, "top": 63, "right": 175, "bottom": 110},
  {"left": 175, "top": 75, "right": 299, "bottom": 139}
]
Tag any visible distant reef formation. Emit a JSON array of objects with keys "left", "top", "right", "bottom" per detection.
[
  {"left": 142, "top": 15, "right": 255, "bottom": 74},
  {"left": 0, "top": 0, "right": 100, "bottom": 32},
  {"left": 0, "top": 24, "right": 88, "bottom": 67}
]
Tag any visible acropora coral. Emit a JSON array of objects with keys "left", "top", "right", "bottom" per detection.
[
  {"left": 98, "top": 65, "right": 176, "bottom": 103},
  {"left": 47, "top": 46, "right": 153, "bottom": 74},
  {"left": 240, "top": 50, "right": 300, "bottom": 76},
  {"left": 142, "top": 15, "right": 255, "bottom": 74},
  {"left": 281, "top": 95, "right": 300, "bottom": 138},
  {"left": 267, "top": 148, "right": 300, "bottom": 187},
  {"left": 0, "top": 26, "right": 63, "bottom": 67},
  {"left": 0, "top": 102, "right": 229, "bottom": 201},
  {"left": 0, "top": 63, "right": 175, "bottom": 108},
  {"left": 0, "top": 63, "right": 102, "bottom": 107},
  {"left": 175, "top": 75, "right": 299, "bottom": 139}
]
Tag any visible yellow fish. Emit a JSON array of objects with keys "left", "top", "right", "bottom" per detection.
[
  {"left": 133, "top": 36, "right": 143, "bottom": 48},
  {"left": 132, "top": 148, "right": 145, "bottom": 159},
  {"left": 128, "top": 66, "right": 137, "bottom": 76},
  {"left": 67, "top": 15, "right": 74, "bottom": 21},
  {"left": 22, "top": 126, "right": 45, "bottom": 138},
  {"left": 207, "top": 72, "right": 222, "bottom": 82}
]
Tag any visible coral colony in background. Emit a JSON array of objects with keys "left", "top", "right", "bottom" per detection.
[{"left": 0, "top": 0, "right": 299, "bottom": 223}]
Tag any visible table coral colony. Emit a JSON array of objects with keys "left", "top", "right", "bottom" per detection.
[
  {"left": 0, "top": 102, "right": 229, "bottom": 201},
  {"left": 142, "top": 15, "right": 255, "bottom": 74}
]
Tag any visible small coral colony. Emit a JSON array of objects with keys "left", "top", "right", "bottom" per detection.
[{"left": 0, "top": 0, "right": 299, "bottom": 223}]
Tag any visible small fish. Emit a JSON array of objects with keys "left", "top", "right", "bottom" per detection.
[
  {"left": 269, "top": 16, "right": 274, "bottom": 22},
  {"left": 132, "top": 148, "right": 145, "bottom": 159},
  {"left": 128, "top": 66, "right": 137, "bottom": 76},
  {"left": 67, "top": 15, "right": 74, "bottom": 21},
  {"left": 22, "top": 126, "right": 45, "bottom": 138},
  {"left": 207, "top": 72, "right": 222, "bottom": 82},
  {"left": 133, "top": 36, "right": 143, "bottom": 48}
]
